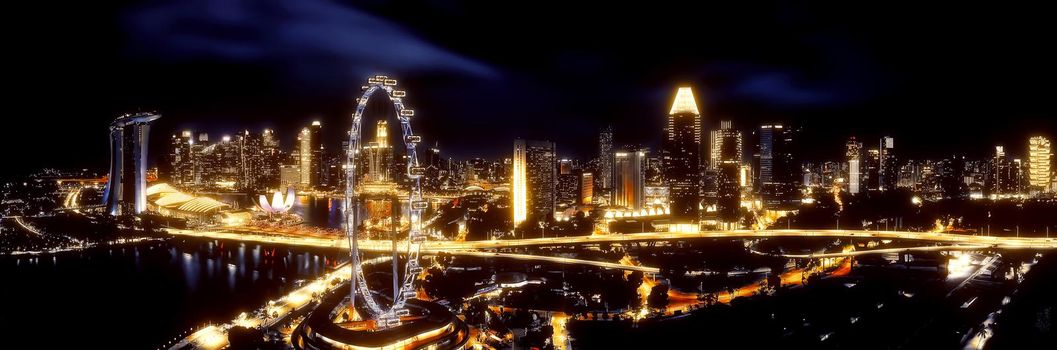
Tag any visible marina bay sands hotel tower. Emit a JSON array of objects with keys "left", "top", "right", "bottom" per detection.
[{"left": 103, "top": 112, "right": 161, "bottom": 215}]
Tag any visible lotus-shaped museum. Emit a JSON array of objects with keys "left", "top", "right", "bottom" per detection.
[{"left": 259, "top": 188, "right": 296, "bottom": 214}]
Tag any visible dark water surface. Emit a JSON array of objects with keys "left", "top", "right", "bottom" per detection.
[{"left": 0, "top": 238, "right": 344, "bottom": 349}]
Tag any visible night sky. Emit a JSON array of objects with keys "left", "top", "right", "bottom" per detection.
[{"left": 7, "top": 1, "right": 1055, "bottom": 176}]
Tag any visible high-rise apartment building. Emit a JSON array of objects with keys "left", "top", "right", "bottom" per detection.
[{"left": 1029, "top": 136, "right": 1052, "bottom": 191}]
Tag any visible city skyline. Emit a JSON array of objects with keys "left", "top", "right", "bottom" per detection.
[{"left": 5, "top": 3, "right": 1057, "bottom": 350}]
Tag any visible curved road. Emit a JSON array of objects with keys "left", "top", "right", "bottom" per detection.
[{"left": 165, "top": 228, "right": 1057, "bottom": 271}]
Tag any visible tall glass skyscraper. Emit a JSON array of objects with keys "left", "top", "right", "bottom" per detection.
[
  {"left": 599, "top": 126, "right": 613, "bottom": 191},
  {"left": 512, "top": 139, "right": 556, "bottom": 225},
  {"left": 613, "top": 150, "right": 645, "bottom": 211},
  {"left": 298, "top": 121, "right": 323, "bottom": 189},
  {"left": 846, "top": 138, "right": 863, "bottom": 194},
  {"left": 663, "top": 86, "right": 702, "bottom": 226}
]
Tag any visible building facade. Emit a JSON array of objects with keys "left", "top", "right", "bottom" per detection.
[
  {"left": 512, "top": 139, "right": 557, "bottom": 225},
  {"left": 663, "top": 86, "right": 702, "bottom": 226},
  {"left": 846, "top": 138, "right": 863, "bottom": 194},
  {"left": 613, "top": 150, "right": 645, "bottom": 211},
  {"left": 1028, "top": 136, "right": 1052, "bottom": 192},
  {"left": 104, "top": 112, "right": 161, "bottom": 215}
]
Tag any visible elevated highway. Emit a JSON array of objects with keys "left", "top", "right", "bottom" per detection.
[
  {"left": 165, "top": 228, "right": 1056, "bottom": 272},
  {"left": 168, "top": 228, "right": 1057, "bottom": 251}
]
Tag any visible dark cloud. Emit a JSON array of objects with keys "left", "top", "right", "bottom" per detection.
[
  {"left": 124, "top": 0, "right": 498, "bottom": 86},
  {"left": 682, "top": 29, "right": 887, "bottom": 110}
]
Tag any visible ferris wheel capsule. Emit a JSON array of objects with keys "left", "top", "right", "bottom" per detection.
[
  {"left": 408, "top": 166, "right": 426, "bottom": 178},
  {"left": 411, "top": 200, "right": 428, "bottom": 210}
]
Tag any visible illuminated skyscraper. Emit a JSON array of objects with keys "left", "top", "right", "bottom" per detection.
[
  {"left": 192, "top": 133, "right": 209, "bottom": 185},
  {"left": 423, "top": 144, "right": 444, "bottom": 191},
  {"left": 710, "top": 121, "right": 742, "bottom": 171},
  {"left": 613, "top": 150, "right": 645, "bottom": 211},
  {"left": 879, "top": 136, "right": 897, "bottom": 191},
  {"left": 297, "top": 121, "right": 323, "bottom": 189},
  {"left": 846, "top": 138, "right": 863, "bottom": 194},
  {"left": 580, "top": 172, "right": 594, "bottom": 204},
  {"left": 758, "top": 124, "right": 775, "bottom": 185},
  {"left": 169, "top": 130, "right": 195, "bottom": 186},
  {"left": 556, "top": 159, "right": 581, "bottom": 209},
  {"left": 759, "top": 124, "right": 800, "bottom": 209},
  {"left": 279, "top": 164, "right": 301, "bottom": 190},
  {"left": 235, "top": 130, "right": 264, "bottom": 191},
  {"left": 1029, "top": 136, "right": 1052, "bottom": 191},
  {"left": 103, "top": 112, "right": 161, "bottom": 215},
  {"left": 299, "top": 127, "right": 312, "bottom": 188},
  {"left": 261, "top": 129, "right": 281, "bottom": 189},
  {"left": 512, "top": 139, "right": 556, "bottom": 225},
  {"left": 708, "top": 121, "right": 741, "bottom": 220},
  {"left": 362, "top": 120, "right": 394, "bottom": 183},
  {"left": 865, "top": 148, "right": 881, "bottom": 191},
  {"left": 663, "top": 86, "right": 702, "bottom": 226},
  {"left": 296, "top": 121, "right": 323, "bottom": 188},
  {"left": 991, "top": 146, "right": 1011, "bottom": 195},
  {"left": 310, "top": 121, "right": 323, "bottom": 187},
  {"left": 599, "top": 126, "right": 613, "bottom": 190}
]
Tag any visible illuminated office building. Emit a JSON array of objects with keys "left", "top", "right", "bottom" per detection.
[
  {"left": 846, "top": 138, "right": 863, "bottom": 194},
  {"left": 757, "top": 124, "right": 777, "bottom": 186},
  {"left": 235, "top": 130, "right": 264, "bottom": 191},
  {"left": 663, "top": 86, "right": 702, "bottom": 225},
  {"left": 169, "top": 130, "right": 195, "bottom": 186},
  {"left": 297, "top": 121, "right": 323, "bottom": 189},
  {"left": 710, "top": 120, "right": 742, "bottom": 171},
  {"left": 261, "top": 129, "right": 281, "bottom": 189},
  {"left": 297, "top": 121, "right": 323, "bottom": 188},
  {"left": 556, "top": 159, "right": 582, "bottom": 208},
  {"left": 709, "top": 121, "right": 741, "bottom": 220},
  {"left": 759, "top": 123, "right": 800, "bottom": 209},
  {"left": 512, "top": 139, "right": 556, "bottom": 225},
  {"left": 1029, "top": 136, "right": 1052, "bottom": 191},
  {"left": 990, "top": 146, "right": 1015, "bottom": 196},
  {"left": 599, "top": 126, "right": 614, "bottom": 190},
  {"left": 361, "top": 120, "right": 394, "bottom": 183},
  {"left": 879, "top": 136, "right": 897, "bottom": 191},
  {"left": 644, "top": 156, "right": 664, "bottom": 186},
  {"left": 192, "top": 133, "right": 209, "bottom": 185},
  {"left": 580, "top": 172, "right": 594, "bottom": 204},
  {"left": 613, "top": 150, "right": 646, "bottom": 211},
  {"left": 103, "top": 112, "right": 161, "bottom": 215},
  {"left": 865, "top": 148, "right": 881, "bottom": 191},
  {"left": 279, "top": 165, "right": 301, "bottom": 190}
]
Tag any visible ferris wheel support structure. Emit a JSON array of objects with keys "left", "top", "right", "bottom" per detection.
[{"left": 344, "top": 75, "right": 427, "bottom": 328}]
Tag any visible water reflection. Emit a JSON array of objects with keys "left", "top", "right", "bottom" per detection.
[
  {"left": 217, "top": 194, "right": 345, "bottom": 228},
  {"left": 2, "top": 238, "right": 344, "bottom": 349}
]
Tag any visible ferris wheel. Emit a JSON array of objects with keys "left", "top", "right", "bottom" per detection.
[{"left": 344, "top": 75, "right": 427, "bottom": 328}]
